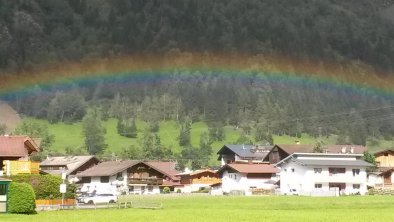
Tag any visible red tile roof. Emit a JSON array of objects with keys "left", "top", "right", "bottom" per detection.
[
  {"left": 219, "top": 163, "right": 279, "bottom": 174},
  {"left": 0, "top": 135, "right": 39, "bottom": 157}
]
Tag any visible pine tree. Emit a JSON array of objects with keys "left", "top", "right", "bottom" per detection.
[{"left": 82, "top": 109, "right": 107, "bottom": 155}]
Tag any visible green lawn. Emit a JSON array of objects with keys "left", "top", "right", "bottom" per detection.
[{"left": 2, "top": 195, "right": 394, "bottom": 222}]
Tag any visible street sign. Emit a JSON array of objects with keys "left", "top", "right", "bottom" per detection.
[{"left": 60, "top": 184, "right": 67, "bottom": 193}]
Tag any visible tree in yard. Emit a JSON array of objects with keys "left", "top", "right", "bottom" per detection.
[
  {"left": 313, "top": 141, "right": 324, "bottom": 153},
  {"left": 199, "top": 132, "right": 213, "bottom": 167},
  {"left": 117, "top": 117, "right": 137, "bottom": 138},
  {"left": 82, "top": 109, "right": 107, "bottom": 155},
  {"left": 363, "top": 151, "right": 376, "bottom": 166},
  {"left": 179, "top": 117, "right": 191, "bottom": 146}
]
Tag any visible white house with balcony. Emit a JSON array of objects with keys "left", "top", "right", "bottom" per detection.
[
  {"left": 217, "top": 163, "right": 279, "bottom": 195},
  {"left": 275, "top": 153, "right": 373, "bottom": 196}
]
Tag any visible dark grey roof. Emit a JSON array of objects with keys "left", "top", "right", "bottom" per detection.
[
  {"left": 217, "top": 144, "right": 272, "bottom": 160},
  {"left": 296, "top": 159, "right": 373, "bottom": 167}
]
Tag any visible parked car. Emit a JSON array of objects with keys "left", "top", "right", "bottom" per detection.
[{"left": 83, "top": 194, "right": 118, "bottom": 204}]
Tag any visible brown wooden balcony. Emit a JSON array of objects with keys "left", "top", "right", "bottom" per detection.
[{"left": 128, "top": 177, "right": 163, "bottom": 185}]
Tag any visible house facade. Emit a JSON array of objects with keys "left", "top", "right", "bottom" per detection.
[
  {"left": 0, "top": 178, "right": 11, "bottom": 213},
  {"left": 0, "top": 135, "right": 40, "bottom": 175},
  {"left": 368, "top": 150, "right": 394, "bottom": 187},
  {"left": 177, "top": 169, "right": 221, "bottom": 193},
  {"left": 217, "top": 144, "right": 271, "bottom": 166},
  {"left": 276, "top": 153, "right": 373, "bottom": 196},
  {"left": 76, "top": 160, "right": 180, "bottom": 195},
  {"left": 217, "top": 163, "right": 279, "bottom": 195}
]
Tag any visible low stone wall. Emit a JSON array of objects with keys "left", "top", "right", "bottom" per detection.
[{"left": 368, "top": 188, "right": 394, "bottom": 195}]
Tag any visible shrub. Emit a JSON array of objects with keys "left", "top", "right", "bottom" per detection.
[
  {"left": 162, "top": 187, "right": 170, "bottom": 194},
  {"left": 8, "top": 182, "right": 36, "bottom": 214},
  {"left": 9, "top": 174, "right": 76, "bottom": 199},
  {"left": 176, "top": 189, "right": 181, "bottom": 193}
]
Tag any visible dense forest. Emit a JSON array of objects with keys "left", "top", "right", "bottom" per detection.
[
  {"left": 1, "top": 0, "right": 394, "bottom": 167},
  {"left": 0, "top": 0, "right": 394, "bottom": 72}
]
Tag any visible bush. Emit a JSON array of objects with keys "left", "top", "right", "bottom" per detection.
[
  {"left": 176, "top": 189, "right": 181, "bottom": 193},
  {"left": 9, "top": 174, "right": 76, "bottom": 199},
  {"left": 162, "top": 187, "right": 170, "bottom": 194},
  {"left": 8, "top": 182, "right": 36, "bottom": 214}
]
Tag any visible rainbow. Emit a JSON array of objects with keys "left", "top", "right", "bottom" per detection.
[{"left": 1, "top": 53, "right": 394, "bottom": 100}]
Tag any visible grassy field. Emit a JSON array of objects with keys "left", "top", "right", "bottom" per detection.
[
  {"left": 1, "top": 195, "right": 394, "bottom": 222},
  {"left": 26, "top": 118, "right": 339, "bottom": 164},
  {"left": 25, "top": 117, "right": 391, "bottom": 164}
]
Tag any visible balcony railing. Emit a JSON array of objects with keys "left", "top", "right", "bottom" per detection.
[
  {"left": 128, "top": 177, "right": 163, "bottom": 185},
  {"left": 192, "top": 177, "right": 221, "bottom": 184},
  {"left": 3, "top": 160, "right": 40, "bottom": 175}
]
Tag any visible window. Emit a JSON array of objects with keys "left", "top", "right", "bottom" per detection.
[
  {"left": 353, "top": 184, "right": 360, "bottom": 189},
  {"left": 0, "top": 184, "right": 6, "bottom": 195},
  {"left": 100, "top": 176, "right": 110, "bottom": 183},
  {"left": 81, "top": 177, "right": 91, "bottom": 183},
  {"left": 148, "top": 186, "right": 153, "bottom": 192},
  {"left": 234, "top": 175, "right": 237, "bottom": 180},
  {"left": 116, "top": 172, "right": 123, "bottom": 180},
  {"left": 352, "top": 169, "right": 360, "bottom": 176},
  {"left": 315, "top": 184, "right": 322, "bottom": 189},
  {"left": 329, "top": 168, "right": 345, "bottom": 175},
  {"left": 291, "top": 168, "right": 295, "bottom": 173},
  {"left": 284, "top": 169, "right": 287, "bottom": 172},
  {"left": 129, "top": 186, "right": 134, "bottom": 192},
  {"left": 314, "top": 168, "right": 322, "bottom": 174}
]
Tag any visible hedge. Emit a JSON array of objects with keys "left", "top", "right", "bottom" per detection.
[
  {"left": 8, "top": 182, "right": 36, "bottom": 214},
  {"left": 9, "top": 174, "right": 76, "bottom": 199}
]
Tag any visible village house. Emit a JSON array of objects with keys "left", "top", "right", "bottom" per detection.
[
  {"left": 275, "top": 153, "right": 373, "bottom": 196},
  {"left": 264, "top": 144, "right": 366, "bottom": 164},
  {"left": 367, "top": 149, "right": 394, "bottom": 187},
  {"left": 75, "top": 160, "right": 180, "bottom": 195},
  {"left": 0, "top": 135, "right": 40, "bottom": 175},
  {"left": 176, "top": 169, "right": 221, "bottom": 193},
  {"left": 217, "top": 163, "right": 279, "bottom": 195},
  {"left": 217, "top": 144, "right": 272, "bottom": 166},
  {"left": 40, "top": 156, "right": 100, "bottom": 182}
]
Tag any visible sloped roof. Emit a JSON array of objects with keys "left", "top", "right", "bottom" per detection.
[
  {"left": 275, "top": 153, "right": 372, "bottom": 167},
  {"left": 374, "top": 149, "right": 394, "bottom": 157},
  {"left": 295, "top": 159, "right": 373, "bottom": 167},
  {"left": 76, "top": 160, "right": 180, "bottom": 180},
  {"left": 218, "top": 163, "right": 279, "bottom": 175},
  {"left": 0, "top": 135, "right": 39, "bottom": 157},
  {"left": 217, "top": 144, "right": 272, "bottom": 160},
  {"left": 145, "top": 161, "right": 180, "bottom": 181},
  {"left": 272, "top": 144, "right": 366, "bottom": 155},
  {"left": 76, "top": 160, "right": 139, "bottom": 177},
  {"left": 40, "top": 155, "right": 99, "bottom": 175}
]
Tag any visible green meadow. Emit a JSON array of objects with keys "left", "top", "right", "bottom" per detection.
[
  {"left": 1, "top": 195, "right": 394, "bottom": 222},
  {"left": 26, "top": 117, "right": 391, "bottom": 164},
  {"left": 26, "top": 118, "right": 341, "bottom": 163}
]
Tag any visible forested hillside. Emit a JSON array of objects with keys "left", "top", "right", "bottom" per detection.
[
  {"left": 0, "top": 0, "right": 394, "bottom": 72},
  {"left": 1, "top": 0, "right": 394, "bottom": 168}
]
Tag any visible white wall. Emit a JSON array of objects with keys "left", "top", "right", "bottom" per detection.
[
  {"left": 279, "top": 161, "right": 369, "bottom": 196},
  {"left": 221, "top": 171, "right": 276, "bottom": 195}
]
